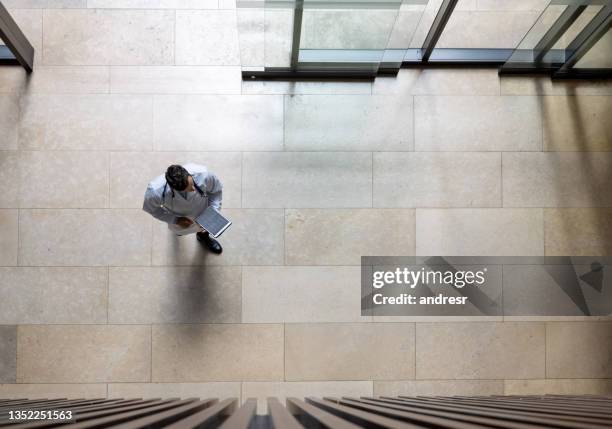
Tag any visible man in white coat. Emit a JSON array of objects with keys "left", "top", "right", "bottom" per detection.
[{"left": 143, "top": 164, "right": 223, "bottom": 254}]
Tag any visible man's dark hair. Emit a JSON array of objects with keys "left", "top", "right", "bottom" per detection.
[{"left": 165, "top": 165, "right": 189, "bottom": 191}]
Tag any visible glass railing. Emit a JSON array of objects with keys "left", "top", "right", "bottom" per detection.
[{"left": 237, "top": 0, "right": 612, "bottom": 79}]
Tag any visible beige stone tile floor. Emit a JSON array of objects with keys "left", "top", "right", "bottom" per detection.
[{"left": 0, "top": 1, "right": 612, "bottom": 407}]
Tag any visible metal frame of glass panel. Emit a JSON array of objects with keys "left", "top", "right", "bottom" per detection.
[
  {"left": 0, "top": 0, "right": 34, "bottom": 72},
  {"left": 500, "top": 0, "right": 612, "bottom": 79},
  {"left": 242, "top": 0, "right": 612, "bottom": 80}
]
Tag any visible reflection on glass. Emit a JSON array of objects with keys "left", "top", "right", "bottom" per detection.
[{"left": 575, "top": 27, "right": 612, "bottom": 68}]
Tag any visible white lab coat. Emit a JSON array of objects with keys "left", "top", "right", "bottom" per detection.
[{"left": 142, "top": 164, "right": 223, "bottom": 236}]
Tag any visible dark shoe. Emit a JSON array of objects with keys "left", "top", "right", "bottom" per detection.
[{"left": 197, "top": 231, "right": 223, "bottom": 254}]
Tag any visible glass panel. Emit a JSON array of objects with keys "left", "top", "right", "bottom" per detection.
[
  {"left": 550, "top": 4, "right": 604, "bottom": 49},
  {"left": 237, "top": 0, "right": 295, "bottom": 69},
  {"left": 265, "top": 0, "right": 295, "bottom": 68},
  {"left": 237, "top": 1, "right": 265, "bottom": 68},
  {"left": 296, "top": 0, "right": 403, "bottom": 72},
  {"left": 505, "top": 1, "right": 605, "bottom": 66},
  {"left": 437, "top": 0, "right": 549, "bottom": 49},
  {"left": 574, "top": 27, "right": 612, "bottom": 68}
]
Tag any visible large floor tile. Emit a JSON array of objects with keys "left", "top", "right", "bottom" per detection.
[
  {"left": 0, "top": 95, "right": 19, "bottom": 150},
  {"left": 242, "top": 381, "right": 373, "bottom": 414},
  {"left": 0, "top": 326, "right": 16, "bottom": 383},
  {"left": 374, "top": 380, "right": 504, "bottom": 396},
  {"left": 416, "top": 322, "right": 545, "bottom": 379},
  {"left": 545, "top": 209, "right": 612, "bottom": 256},
  {"left": 242, "top": 266, "right": 365, "bottom": 323},
  {"left": 543, "top": 96, "right": 612, "bottom": 151},
  {"left": 19, "top": 66, "right": 110, "bottom": 94},
  {"left": 242, "top": 152, "right": 372, "bottom": 208},
  {"left": 108, "top": 382, "right": 240, "bottom": 399},
  {"left": 153, "top": 95, "right": 282, "bottom": 151},
  {"left": 110, "top": 152, "right": 241, "bottom": 209},
  {"left": 503, "top": 153, "right": 612, "bottom": 207},
  {"left": 109, "top": 266, "right": 241, "bottom": 324},
  {"left": 43, "top": 9, "right": 174, "bottom": 65},
  {"left": 19, "top": 209, "right": 152, "bottom": 266},
  {"left": 17, "top": 325, "right": 151, "bottom": 383},
  {"left": 285, "top": 323, "right": 415, "bottom": 381},
  {"left": 0, "top": 210, "right": 18, "bottom": 266},
  {"left": 284, "top": 95, "right": 413, "bottom": 151},
  {"left": 374, "top": 152, "right": 501, "bottom": 208},
  {"left": 110, "top": 66, "right": 241, "bottom": 94},
  {"left": 505, "top": 379, "right": 612, "bottom": 395},
  {"left": 0, "top": 67, "right": 24, "bottom": 94},
  {"left": 88, "top": 0, "right": 217, "bottom": 8},
  {"left": 152, "top": 324, "right": 284, "bottom": 382},
  {"left": 501, "top": 77, "right": 612, "bottom": 96},
  {"left": 373, "top": 69, "right": 500, "bottom": 95},
  {"left": 285, "top": 209, "right": 415, "bottom": 265},
  {"left": 0, "top": 267, "right": 107, "bottom": 324},
  {"left": 19, "top": 95, "right": 153, "bottom": 151},
  {"left": 0, "top": 152, "right": 19, "bottom": 208},
  {"left": 242, "top": 80, "right": 372, "bottom": 95},
  {"left": 152, "top": 209, "right": 284, "bottom": 266},
  {"left": 547, "top": 322, "right": 612, "bottom": 378},
  {"left": 175, "top": 10, "right": 240, "bottom": 65},
  {"left": 19, "top": 151, "right": 109, "bottom": 208},
  {"left": 415, "top": 96, "right": 542, "bottom": 151},
  {"left": 0, "top": 383, "right": 107, "bottom": 399},
  {"left": 416, "top": 209, "right": 544, "bottom": 256}
]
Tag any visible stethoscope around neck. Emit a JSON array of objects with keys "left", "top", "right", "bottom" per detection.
[{"left": 160, "top": 175, "right": 206, "bottom": 214}]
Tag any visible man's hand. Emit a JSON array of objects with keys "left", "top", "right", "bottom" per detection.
[{"left": 175, "top": 217, "right": 193, "bottom": 229}]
